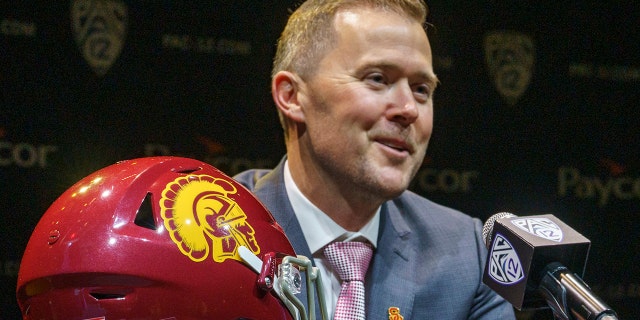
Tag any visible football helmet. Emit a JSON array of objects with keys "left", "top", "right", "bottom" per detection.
[{"left": 17, "top": 157, "right": 326, "bottom": 320}]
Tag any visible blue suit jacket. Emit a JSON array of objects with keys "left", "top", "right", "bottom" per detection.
[{"left": 234, "top": 160, "right": 515, "bottom": 320}]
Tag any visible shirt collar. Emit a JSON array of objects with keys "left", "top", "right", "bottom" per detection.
[{"left": 283, "top": 160, "right": 379, "bottom": 254}]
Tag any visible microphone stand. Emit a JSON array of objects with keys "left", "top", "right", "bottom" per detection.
[{"left": 538, "top": 263, "right": 618, "bottom": 320}]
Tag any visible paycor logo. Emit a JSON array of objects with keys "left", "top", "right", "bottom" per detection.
[
  {"left": 412, "top": 167, "right": 479, "bottom": 194},
  {"left": 558, "top": 167, "right": 640, "bottom": 207},
  {"left": 0, "top": 141, "right": 58, "bottom": 168}
]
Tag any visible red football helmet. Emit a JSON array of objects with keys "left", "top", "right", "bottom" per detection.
[{"left": 17, "top": 157, "right": 325, "bottom": 320}]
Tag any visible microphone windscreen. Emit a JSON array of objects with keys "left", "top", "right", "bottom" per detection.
[{"left": 482, "top": 212, "right": 515, "bottom": 248}]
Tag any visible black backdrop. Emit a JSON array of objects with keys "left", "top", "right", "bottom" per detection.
[{"left": 2, "top": 1, "right": 639, "bottom": 319}]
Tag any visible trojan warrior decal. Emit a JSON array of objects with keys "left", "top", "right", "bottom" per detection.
[
  {"left": 484, "top": 31, "right": 535, "bottom": 106},
  {"left": 160, "top": 174, "right": 260, "bottom": 263},
  {"left": 71, "top": 0, "right": 128, "bottom": 76}
]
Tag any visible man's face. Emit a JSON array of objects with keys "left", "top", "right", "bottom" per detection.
[{"left": 298, "top": 7, "right": 437, "bottom": 200}]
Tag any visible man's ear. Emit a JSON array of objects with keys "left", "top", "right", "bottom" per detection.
[{"left": 272, "top": 71, "right": 305, "bottom": 123}]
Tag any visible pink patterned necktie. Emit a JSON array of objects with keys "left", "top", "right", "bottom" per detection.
[{"left": 323, "top": 241, "right": 374, "bottom": 320}]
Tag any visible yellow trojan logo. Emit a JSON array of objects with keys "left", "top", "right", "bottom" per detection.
[
  {"left": 160, "top": 174, "right": 260, "bottom": 263},
  {"left": 388, "top": 307, "right": 404, "bottom": 320}
]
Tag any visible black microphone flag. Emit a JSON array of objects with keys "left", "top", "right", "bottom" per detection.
[{"left": 481, "top": 212, "right": 591, "bottom": 310}]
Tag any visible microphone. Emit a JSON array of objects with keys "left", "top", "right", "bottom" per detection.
[{"left": 481, "top": 212, "right": 618, "bottom": 320}]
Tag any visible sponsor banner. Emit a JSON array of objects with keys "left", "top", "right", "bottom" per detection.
[
  {"left": 162, "top": 34, "right": 252, "bottom": 55},
  {"left": 2, "top": 1, "right": 639, "bottom": 319},
  {"left": 569, "top": 63, "right": 640, "bottom": 82},
  {"left": 411, "top": 166, "right": 480, "bottom": 195},
  {"left": 558, "top": 165, "right": 640, "bottom": 207},
  {"left": 0, "top": 141, "right": 59, "bottom": 168},
  {"left": 1, "top": 18, "right": 36, "bottom": 37}
]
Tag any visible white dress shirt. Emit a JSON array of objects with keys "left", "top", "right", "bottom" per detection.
[{"left": 283, "top": 161, "right": 380, "bottom": 318}]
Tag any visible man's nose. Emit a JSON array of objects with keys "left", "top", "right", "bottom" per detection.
[{"left": 386, "top": 82, "right": 419, "bottom": 126}]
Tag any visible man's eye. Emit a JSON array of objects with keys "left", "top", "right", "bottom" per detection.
[
  {"left": 420, "top": 86, "right": 431, "bottom": 95},
  {"left": 414, "top": 84, "right": 431, "bottom": 97},
  {"left": 366, "top": 73, "right": 386, "bottom": 84}
]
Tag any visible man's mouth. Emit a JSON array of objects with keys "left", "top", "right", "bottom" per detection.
[{"left": 376, "top": 138, "right": 413, "bottom": 154}]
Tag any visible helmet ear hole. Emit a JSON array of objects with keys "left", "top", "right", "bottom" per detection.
[
  {"left": 134, "top": 193, "right": 157, "bottom": 230},
  {"left": 174, "top": 167, "right": 201, "bottom": 174},
  {"left": 89, "top": 292, "right": 126, "bottom": 300}
]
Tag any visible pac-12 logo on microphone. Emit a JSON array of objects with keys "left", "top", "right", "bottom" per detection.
[
  {"left": 511, "top": 217, "right": 563, "bottom": 242},
  {"left": 489, "top": 234, "right": 524, "bottom": 284}
]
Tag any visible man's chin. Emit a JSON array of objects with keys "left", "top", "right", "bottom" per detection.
[{"left": 372, "top": 176, "right": 411, "bottom": 199}]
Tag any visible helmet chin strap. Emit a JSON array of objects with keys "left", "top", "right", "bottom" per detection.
[{"left": 239, "top": 246, "right": 328, "bottom": 320}]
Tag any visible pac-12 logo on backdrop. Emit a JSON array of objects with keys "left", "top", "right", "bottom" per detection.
[
  {"left": 71, "top": 0, "right": 128, "bottom": 76},
  {"left": 484, "top": 31, "right": 535, "bottom": 106}
]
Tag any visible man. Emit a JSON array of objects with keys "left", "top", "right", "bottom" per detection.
[{"left": 235, "top": 0, "right": 516, "bottom": 319}]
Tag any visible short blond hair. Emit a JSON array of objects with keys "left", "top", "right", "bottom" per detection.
[{"left": 272, "top": 0, "right": 429, "bottom": 80}]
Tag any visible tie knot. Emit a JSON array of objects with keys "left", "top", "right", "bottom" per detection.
[{"left": 324, "top": 241, "right": 373, "bottom": 282}]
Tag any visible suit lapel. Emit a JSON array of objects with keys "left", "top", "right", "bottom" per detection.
[
  {"left": 250, "top": 161, "right": 321, "bottom": 318},
  {"left": 251, "top": 160, "right": 314, "bottom": 259},
  {"left": 366, "top": 201, "right": 417, "bottom": 320}
]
